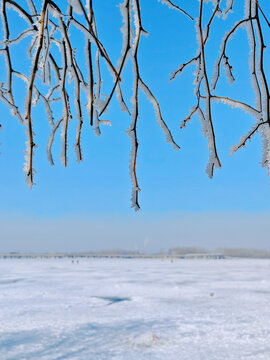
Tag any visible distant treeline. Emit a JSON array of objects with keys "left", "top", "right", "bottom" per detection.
[
  {"left": 2, "top": 248, "right": 270, "bottom": 259},
  {"left": 168, "top": 247, "right": 270, "bottom": 259}
]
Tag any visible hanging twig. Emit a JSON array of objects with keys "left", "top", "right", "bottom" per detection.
[{"left": 0, "top": 0, "right": 269, "bottom": 210}]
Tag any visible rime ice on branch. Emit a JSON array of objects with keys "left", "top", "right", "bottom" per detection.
[
  {"left": 0, "top": 0, "right": 188, "bottom": 209},
  {"left": 170, "top": 0, "right": 270, "bottom": 178},
  {"left": 0, "top": 0, "right": 269, "bottom": 209}
]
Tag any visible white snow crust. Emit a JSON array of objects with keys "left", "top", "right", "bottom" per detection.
[{"left": 0, "top": 258, "right": 270, "bottom": 359}]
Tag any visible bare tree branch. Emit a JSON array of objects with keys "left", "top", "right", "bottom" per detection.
[{"left": 0, "top": 0, "right": 269, "bottom": 210}]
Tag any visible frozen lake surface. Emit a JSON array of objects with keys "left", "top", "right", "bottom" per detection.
[{"left": 0, "top": 258, "right": 270, "bottom": 360}]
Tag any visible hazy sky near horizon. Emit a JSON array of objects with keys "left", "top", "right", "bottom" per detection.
[
  {"left": 0, "top": 0, "right": 270, "bottom": 252},
  {"left": 0, "top": 212, "right": 270, "bottom": 253}
]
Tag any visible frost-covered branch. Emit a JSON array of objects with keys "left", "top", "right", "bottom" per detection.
[
  {"left": 171, "top": 0, "right": 222, "bottom": 177},
  {"left": 230, "top": 120, "right": 268, "bottom": 155},
  {"left": 0, "top": 0, "right": 269, "bottom": 210},
  {"left": 171, "top": 0, "right": 270, "bottom": 179},
  {"left": 0, "top": 0, "right": 188, "bottom": 210},
  {"left": 157, "top": 0, "right": 193, "bottom": 20},
  {"left": 25, "top": 0, "right": 49, "bottom": 188}
]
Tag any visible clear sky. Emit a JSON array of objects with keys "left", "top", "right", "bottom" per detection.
[{"left": 0, "top": 0, "right": 269, "bottom": 252}]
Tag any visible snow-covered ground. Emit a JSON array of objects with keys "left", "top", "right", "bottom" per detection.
[{"left": 0, "top": 258, "right": 269, "bottom": 360}]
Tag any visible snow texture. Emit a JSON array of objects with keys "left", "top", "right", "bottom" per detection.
[{"left": 0, "top": 258, "right": 270, "bottom": 360}]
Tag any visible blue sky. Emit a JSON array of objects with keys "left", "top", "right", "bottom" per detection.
[{"left": 0, "top": 0, "right": 269, "bottom": 252}]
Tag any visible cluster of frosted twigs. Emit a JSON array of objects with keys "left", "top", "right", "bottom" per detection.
[
  {"left": 0, "top": 0, "right": 269, "bottom": 210},
  {"left": 171, "top": 0, "right": 270, "bottom": 179}
]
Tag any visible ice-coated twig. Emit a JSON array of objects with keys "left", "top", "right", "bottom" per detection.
[
  {"left": 128, "top": 0, "right": 141, "bottom": 211},
  {"left": 173, "top": 0, "right": 270, "bottom": 179},
  {"left": 126, "top": 0, "right": 180, "bottom": 209},
  {"left": 0, "top": 87, "right": 23, "bottom": 123},
  {"left": 230, "top": 120, "right": 267, "bottom": 155},
  {"left": 211, "top": 96, "right": 261, "bottom": 119},
  {"left": 172, "top": 1, "right": 223, "bottom": 177},
  {"left": 59, "top": 40, "right": 70, "bottom": 167},
  {"left": 139, "top": 78, "right": 179, "bottom": 150},
  {"left": 180, "top": 103, "right": 199, "bottom": 129},
  {"left": 197, "top": 0, "right": 221, "bottom": 177},
  {"left": 47, "top": 118, "right": 63, "bottom": 165},
  {"left": 212, "top": 18, "right": 251, "bottom": 90},
  {"left": 170, "top": 57, "right": 199, "bottom": 81},
  {"left": 0, "top": 28, "right": 35, "bottom": 46},
  {"left": 85, "top": 0, "right": 94, "bottom": 126},
  {"left": 222, "top": 0, "right": 234, "bottom": 20},
  {"left": 1, "top": 0, "right": 14, "bottom": 106},
  {"left": 70, "top": 17, "right": 119, "bottom": 81},
  {"left": 24, "top": 0, "right": 49, "bottom": 188},
  {"left": 99, "top": 0, "right": 131, "bottom": 117},
  {"left": 157, "top": 0, "right": 193, "bottom": 21},
  {"left": 252, "top": 0, "right": 270, "bottom": 172},
  {"left": 0, "top": 0, "right": 181, "bottom": 209},
  {"left": 178, "top": 1, "right": 222, "bottom": 176},
  {"left": 0, "top": 0, "right": 269, "bottom": 211},
  {"left": 245, "top": 7, "right": 261, "bottom": 111},
  {"left": 255, "top": 0, "right": 270, "bottom": 28},
  {"left": 26, "top": 0, "right": 37, "bottom": 15}
]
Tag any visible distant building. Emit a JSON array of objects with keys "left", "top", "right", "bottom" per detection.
[{"left": 183, "top": 253, "right": 225, "bottom": 260}]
